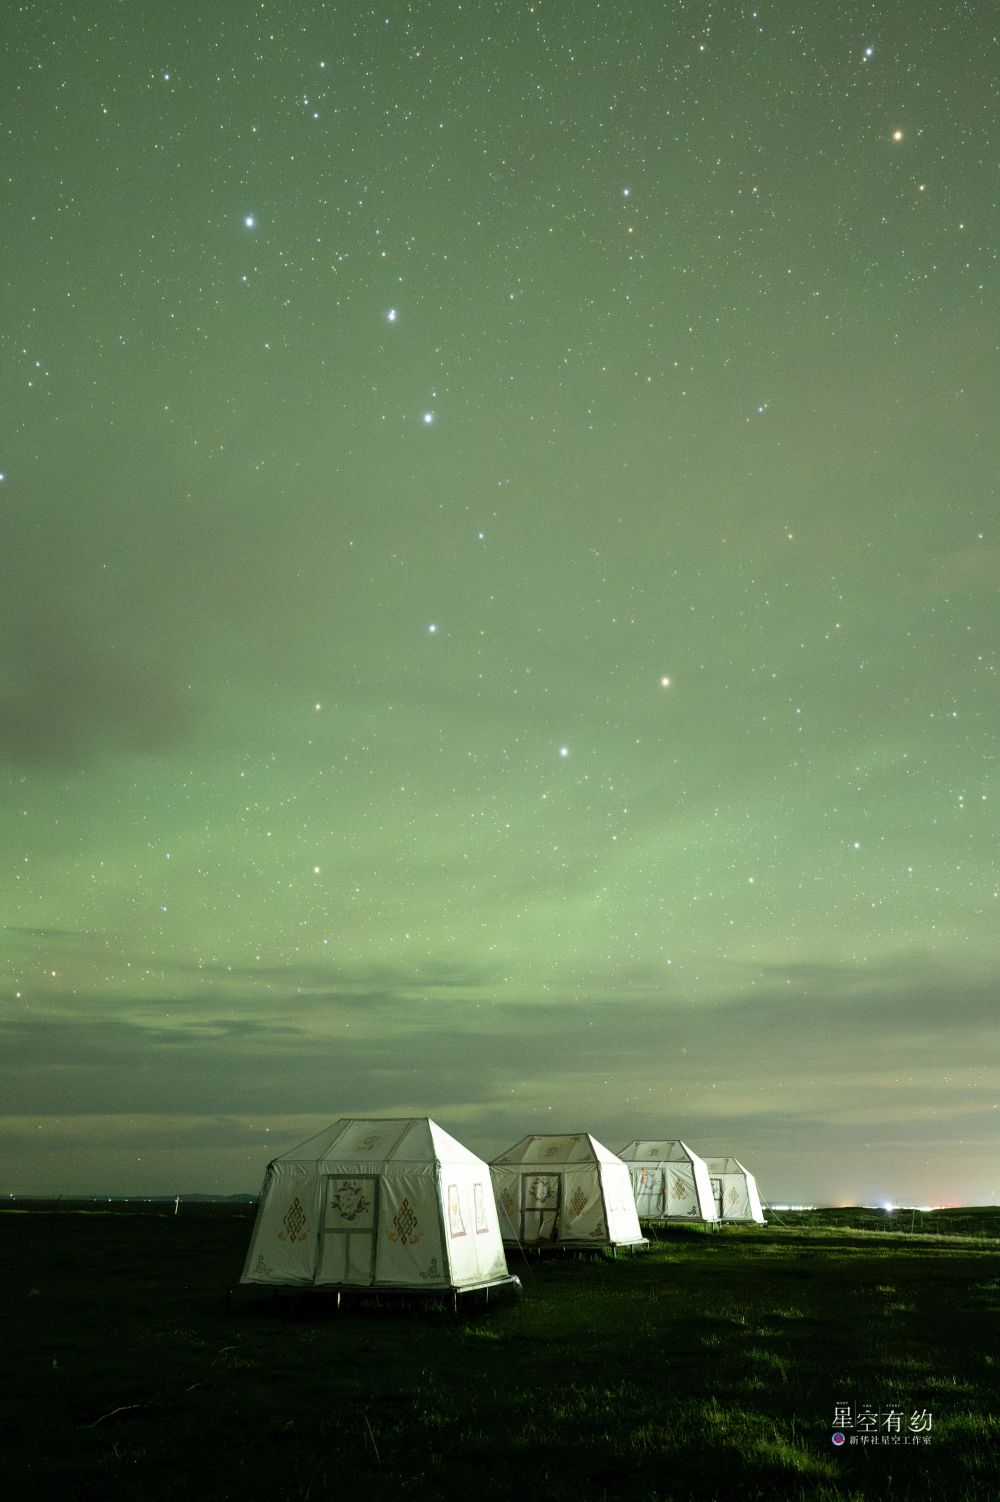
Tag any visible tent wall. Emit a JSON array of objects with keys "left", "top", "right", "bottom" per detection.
[
  {"left": 600, "top": 1161, "right": 644, "bottom": 1243},
  {"left": 440, "top": 1164, "right": 510, "bottom": 1285},
  {"left": 631, "top": 1162, "right": 697, "bottom": 1218},
  {"left": 242, "top": 1161, "right": 321, "bottom": 1285}
]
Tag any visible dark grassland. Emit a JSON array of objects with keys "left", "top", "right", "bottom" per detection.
[{"left": 2, "top": 1205, "right": 998, "bottom": 1501}]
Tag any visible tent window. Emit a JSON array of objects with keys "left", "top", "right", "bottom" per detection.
[{"left": 447, "top": 1184, "right": 467, "bottom": 1238}]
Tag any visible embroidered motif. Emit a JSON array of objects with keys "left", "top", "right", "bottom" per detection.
[
  {"left": 278, "top": 1197, "right": 309, "bottom": 1242},
  {"left": 526, "top": 1175, "right": 558, "bottom": 1208},
  {"left": 671, "top": 1174, "right": 689, "bottom": 1200},
  {"left": 726, "top": 1186, "right": 741, "bottom": 1208},
  {"left": 330, "top": 1181, "right": 370, "bottom": 1222},
  {"left": 418, "top": 1257, "right": 440, "bottom": 1281},
  {"left": 498, "top": 1186, "right": 515, "bottom": 1222},
  {"left": 352, "top": 1131, "right": 384, "bottom": 1152},
  {"left": 474, "top": 1183, "right": 489, "bottom": 1234},
  {"left": 390, "top": 1197, "right": 420, "bottom": 1244},
  {"left": 569, "top": 1186, "right": 588, "bottom": 1218},
  {"left": 542, "top": 1145, "right": 560, "bottom": 1158}
]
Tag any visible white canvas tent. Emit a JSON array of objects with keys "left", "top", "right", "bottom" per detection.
[
  {"left": 617, "top": 1139, "right": 718, "bottom": 1223},
  {"left": 702, "top": 1156, "right": 766, "bottom": 1223},
  {"left": 490, "top": 1133, "right": 646, "bottom": 1250},
  {"left": 241, "top": 1117, "right": 517, "bottom": 1295}
]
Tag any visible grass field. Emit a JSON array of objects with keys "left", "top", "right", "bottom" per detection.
[{"left": 2, "top": 1204, "right": 998, "bottom": 1500}]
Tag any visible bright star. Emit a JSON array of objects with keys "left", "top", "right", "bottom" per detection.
[
  {"left": 559, "top": 746, "right": 569, "bottom": 757},
  {"left": 660, "top": 676, "right": 672, "bottom": 687},
  {"left": 387, "top": 308, "right": 398, "bottom": 322},
  {"left": 423, "top": 411, "right": 434, "bottom": 424},
  {"left": 244, "top": 214, "right": 256, "bottom": 228}
]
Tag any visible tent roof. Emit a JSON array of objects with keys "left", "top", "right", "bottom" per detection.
[
  {"left": 491, "top": 1132, "right": 623, "bottom": 1166},
  {"left": 702, "top": 1156, "right": 754, "bottom": 1175},
  {"left": 270, "top": 1117, "right": 486, "bottom": 1168},
  {"left": 618, "top": 1139, "right": 705, "bottom": 1164}
]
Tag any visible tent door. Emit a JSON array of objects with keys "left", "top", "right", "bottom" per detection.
[
  {"left": 317, "top": 1177, "right": 378, "bottom": 1285},
  {"left": 521, "top": 1172, "right": 560, "bottom": 1244},
  {"left": 710, "top": 1176, "right": 724, "bottom": 1218}
]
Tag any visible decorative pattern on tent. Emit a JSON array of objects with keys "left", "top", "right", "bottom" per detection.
[
  {"left": 498, "top": 1186, "right": 515, "bottom": 1222},
  {"left": 329, "top": 1181, "right": 370, "bottom": 1223},
  {"left": 526, "top": 1175, "right": 558, "bottom": 1208},
  {"left": 279, "top": 1197, "right": 308, "bottom": 1242},
  {"left": 569, "top": 1186, "right": 589, "bottom": 1218},
  {"left": 390, "top": 1197, "right": 420, "bottom": 1245},
  {"left": 418, "top": 1257, "right": 440, "bottom": 1281},
  {"left": 671, "top": 1175, "right": 688, "bottom": 1199},
  {"left": 474, "top": 1183, "right": 489, "bottom": 1234},
  {"left": 447, "top": 1185, "right": 466, "bottom": 1238},
  {"left": 726, "top": 1186, "right": 741, "bottom": 1208},
  {"left": 351, "top": 1129, "right": 386, "bottom": 1152}
]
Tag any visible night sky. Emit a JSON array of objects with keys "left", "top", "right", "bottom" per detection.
[{"left": 4, "top": 1, "right": 998, "bottom": 1205}]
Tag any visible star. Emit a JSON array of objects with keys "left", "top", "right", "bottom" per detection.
[{"left": 243, "top": 214, "right": 256, "bottom": 228}]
